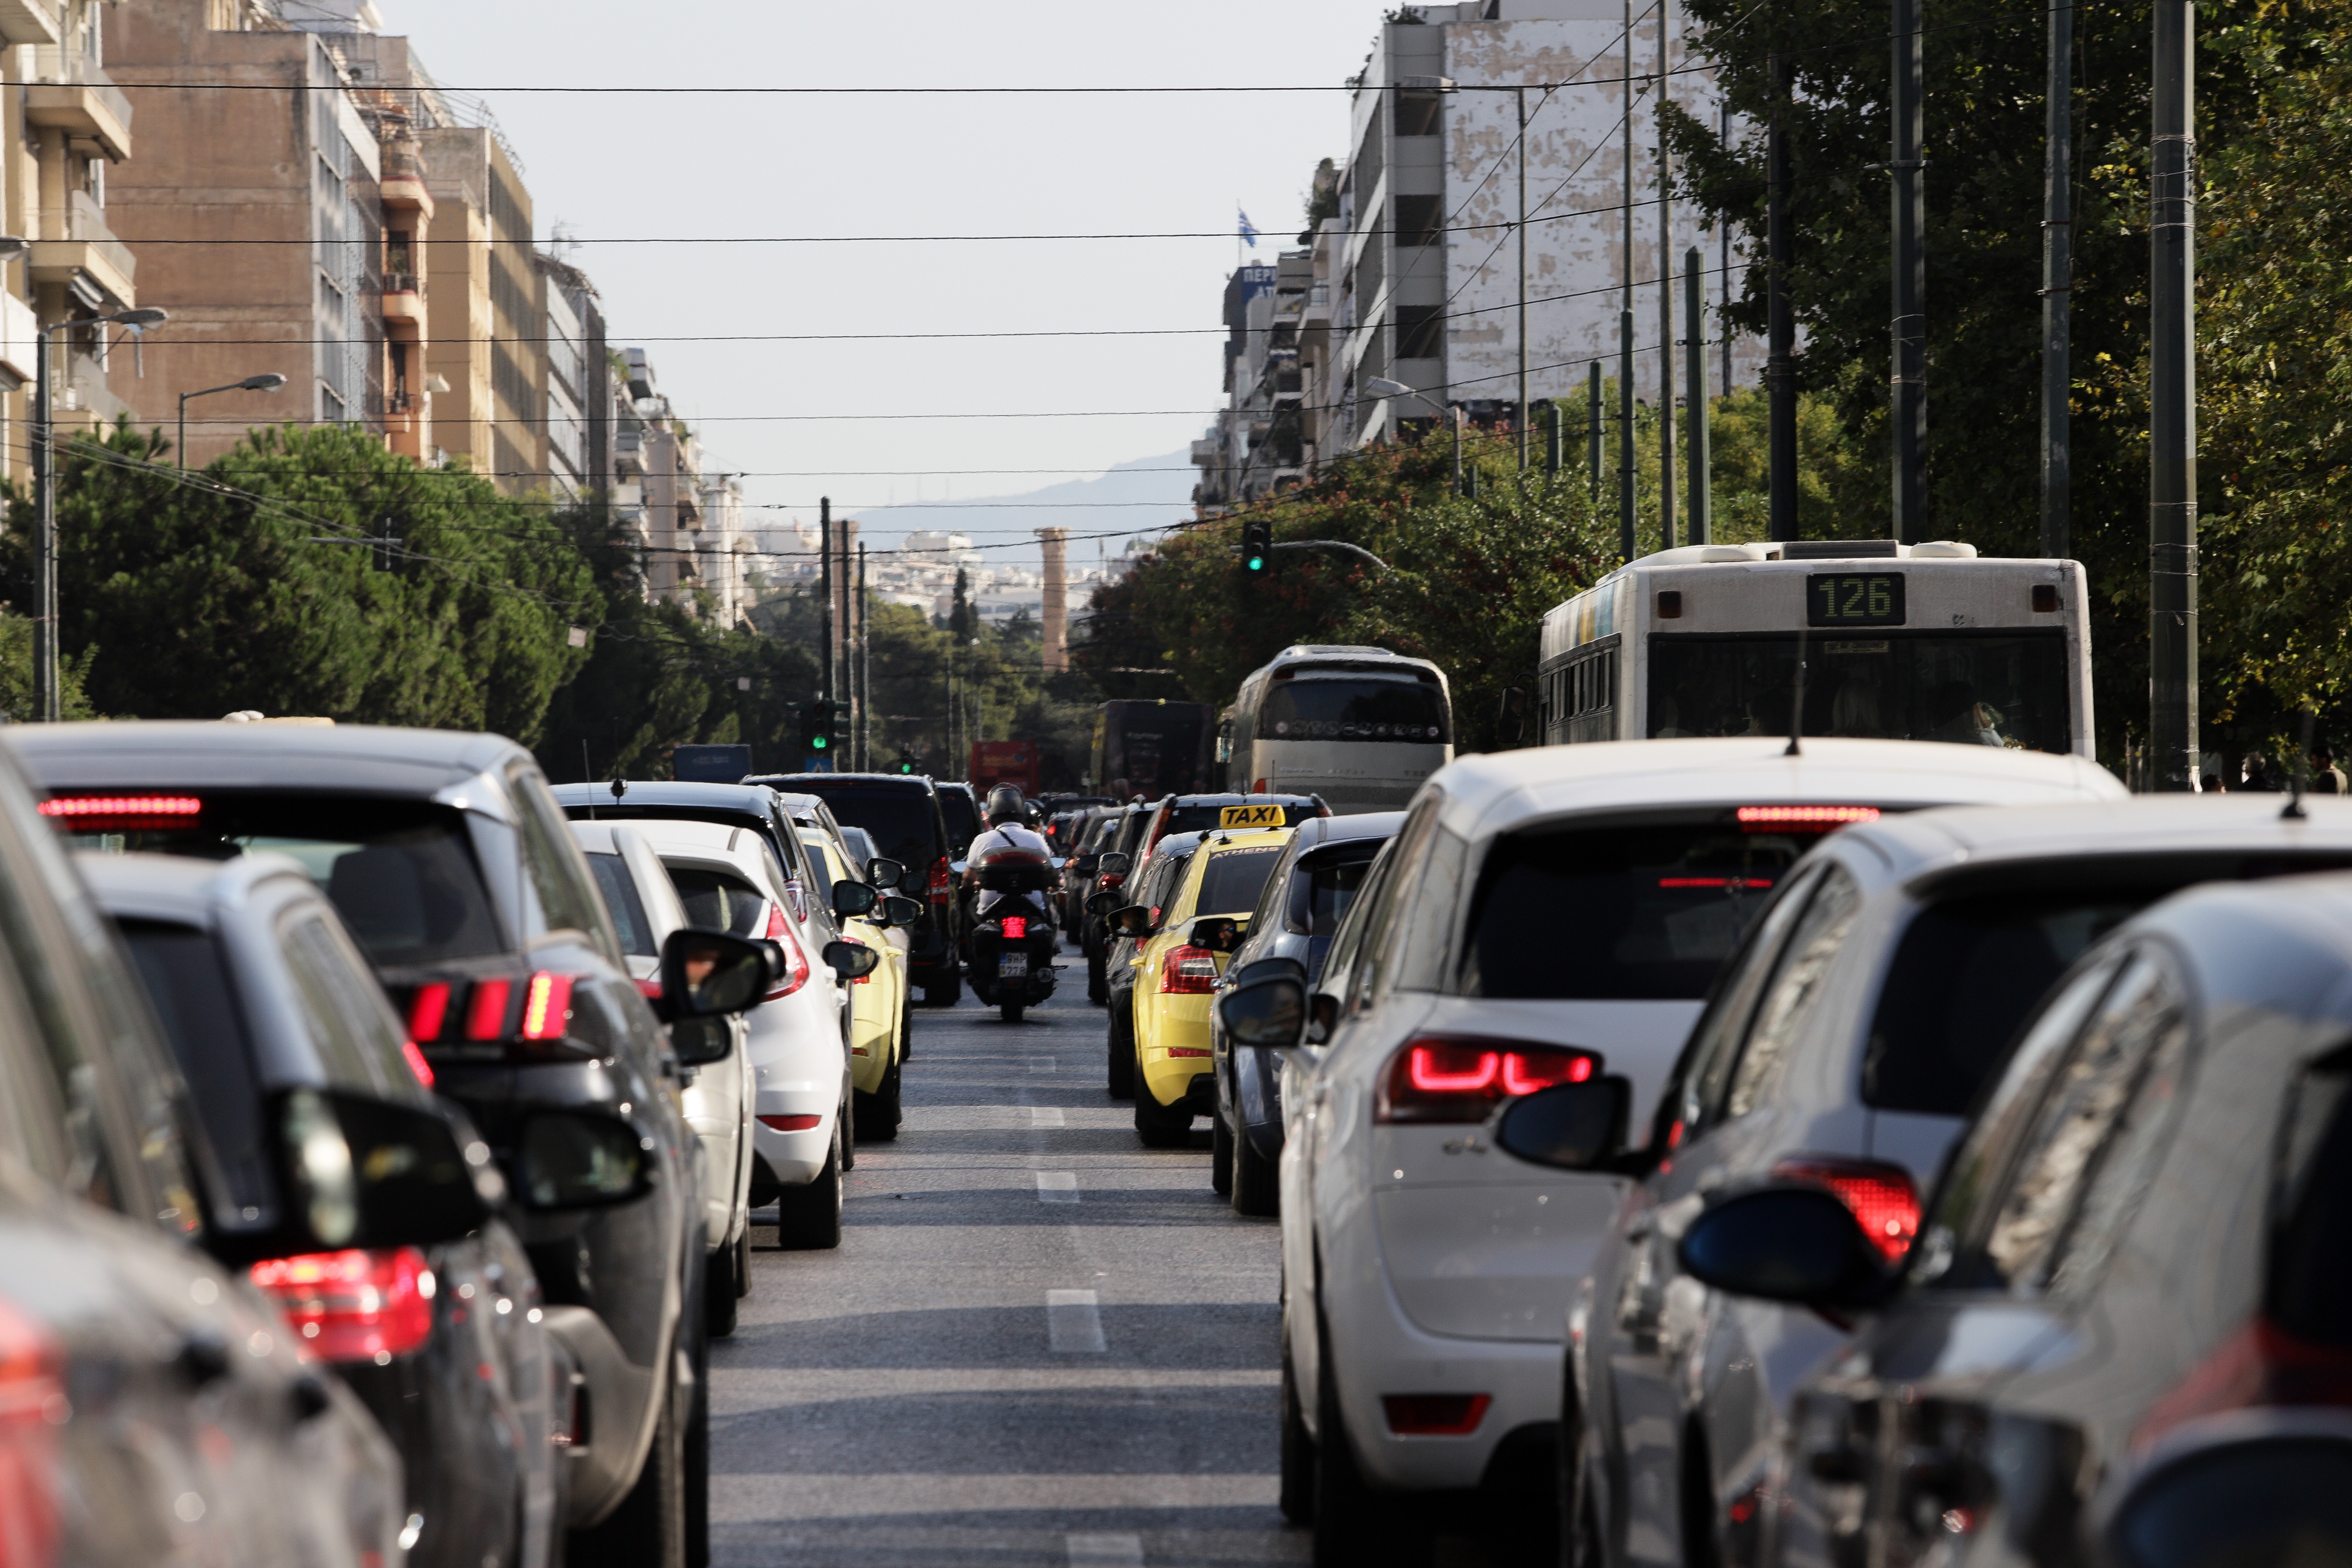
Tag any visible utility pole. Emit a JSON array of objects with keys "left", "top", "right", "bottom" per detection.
[
  {"left": 2041, "top": 0, "right": 2075, "bottom": 558},
  {"left": 857, "top": 543, "right": 870, "bottom": 771},
  {"left": 1721, "top": 102, "right": 1735, "bottom": 397},
  {"left": 1657, "top": 0, "right": 1677, "bottom": 551},
  {"left": 1518, "top": 85, "right": 1531, "bottom": 473},
  {"left": 1588, "top": 361, "right": 1604, "bottom": 500},
  {"left": 817, "top": 496, "right": 834, "bottom": 707},
  {"left": 1685, "top": 246, "right": 1711, "bottom": 543},
  {"left": 2149, "top": 0, "right": 2198, "bottom": 790},
  {"left": 1545, "top": 400, "right": 1563, "bottom": 476},
  {"left": 1890, "top": 0, "right": 1926, "bottom": 542},
  {"left": 1767, "top": 55, "right": 1798, "bottom": 543},
  {"left": 1619, "top": 0, "right": 1638, "bottom": 563},
  {"left": 31, "top": 325, "right": 51, "bottom": 722}
]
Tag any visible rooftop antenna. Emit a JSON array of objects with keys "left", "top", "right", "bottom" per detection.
[
  {"left": 610, "top": 776, "right": 628, "bottom": 803},
  {"left": 583, "top": 740, "right": 596, "bottom": 819},
  {"left": 2285, "top": 709, "right": 2315, "bottom": 820},
  {"left": 1785, "top": 622, "right": 1809, "bottom": 757}
]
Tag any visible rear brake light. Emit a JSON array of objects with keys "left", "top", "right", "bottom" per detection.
[
  {"left": 250, "top": 1248, "right": 435, "bottom": 1363},
  {"left": 1771, "top": 1157, "right": 1919, "bottom": 1263},
  {"left": 0, "top": 1295, "right": 63, "bottom": 1568},
  {"left": 929, "top": 857, "right": 951, "bottom": 902},
  {"left": 405, "top": 982, "right": 451, "bottom": 1042},
  {"left": 37, "top": 794, "right": 202, "bottom": 831},
  {"left": 1252, "top": 777, "right": 1269, "bottom": 793},
  {"left": 520, "top": 973, "right": 574, "bottom": 1041},
  {"left": 764, "top": 904, "right": 812, "bottom": 999},
  {"left": 1735, "top": 805, "right": 1881, "bottom": 831},
  {"left": 1659, "top": 877, "right": 1774, "bottom": 890},
  {"left": 758, "top": 1114, "right": 821, "bottom": 1131},
  {"left": 1001, "top": 916, "right": 1027, "bottom": 939},
  {"left": 1383, "top": 1394, "right": 1491, "bottom": 1435},
  {"left": 1160, "top": 945, "right": 1219, "bottom": 994},
  {"left": 634, "top": 978, "right": 662, "bottom": 1001},
  {"left": 1165, "top": 1046, "right": 1210, "bottom": 1058},
  {"left": 464, "top": 978, "right": 512, "bottom": 1041},
  {"left": 399, "top": 1041, "right": 435, "bottom": 1088},
  {"left": 2136, "top": 1318, "right": 2352, "bottom": 1451},
  {"left": 1376, "top": 1035, "right": 1598, "bottom": 1124}
]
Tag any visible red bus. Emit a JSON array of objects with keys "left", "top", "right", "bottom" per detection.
[{"left": 969, "top": 739, "right": 1041, "bottom": 795}]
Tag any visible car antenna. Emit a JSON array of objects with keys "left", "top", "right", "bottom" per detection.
[
  {"left": 583, "top": 740, "right": 596, "bottom": 820},
  {"left": 2285, "top": 709, "right": 2315, "bottom": 820},
  {"left": 1785, "top": 621, "right": 1809, "bottom": 758},
  {"left": 610, "top": 776, "right": 628, "bottom": 802}
]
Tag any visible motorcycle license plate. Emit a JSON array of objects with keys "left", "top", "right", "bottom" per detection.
[{"left": 997, "top": 954, "right": 1029, "bottom": 979}]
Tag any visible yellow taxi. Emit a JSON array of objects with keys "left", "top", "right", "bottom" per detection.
[
  {"left": 803, "top": 829, "right": 910, "bottom": 1140},
  {"left": 1130, "top": 817, "right": 1294, "bottom": 1147}
]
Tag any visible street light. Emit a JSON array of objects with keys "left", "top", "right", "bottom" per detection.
[
  {"left": 1366, "top": 377, "right": 1470, "bottom": 496},
  {"left": 179, "top": 373, "right": 288, "bottom": 472},
  {"left": 35, "top": 304, "right": 168, "bottom": 721}
]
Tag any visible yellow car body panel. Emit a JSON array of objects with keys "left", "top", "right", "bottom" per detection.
[
  {"left": 1135, "top": 827, "right": 1292, "bottom": 1108},
  {"left": 805, "top": 832, "right": 906, "bottom": 1094}
]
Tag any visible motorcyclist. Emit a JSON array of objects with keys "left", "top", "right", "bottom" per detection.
[{"left": 963, "top": 783, "right": 1061, "bottom": 920}]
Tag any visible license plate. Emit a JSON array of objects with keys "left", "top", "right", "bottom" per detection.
[{"left": 997, "top": 954, "right": 1029, "bottom": 979}]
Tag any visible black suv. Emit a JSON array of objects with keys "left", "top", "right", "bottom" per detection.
[
  {"left": 12, "top": 722, "right": 773, "bottom": 1568},
  {"left": 750, "top": 773, "right": 963, "bottom": 1006}
]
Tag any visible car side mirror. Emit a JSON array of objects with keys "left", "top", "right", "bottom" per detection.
[
  {"left": 1217, "top": 974, "right": 1306, "bottom": 1048},
  {"left": 1097, "top": 851, "right": 1132, "bottom": 876},
  {"left": 1086, "top": 890, "right": 1123, "bottom": 916},
  {"left": 671, "top": 1015, "right": 735, "bottom": 1066},
  {"left": 512, "top": 1110, "right": 654, "bottom": 1209},
  {"left": 1306, "top": 991, "right": 1342, "bottom": 1045},
  {"left": 883, "top": 896, "right": 923, "bottom": 929},
  {"left": 658, "top": 927, "right": 773, "bottom": 1020},
  {"left": 824, "top": 940, "right": 881, "bottom": 981},
  {"left": 271, "top": 1087, "right": 497, "bottom": 1257},
  {"left": 1075, "top": 854, "right": 1099, "bottom": 876},
  {"left": 867, "top": 857, "right": 905, "bottom": 890},
  {"left": 1189, "top": 916, "right": 1245, "bottom": 953},
  {"left": 1230, "top": 955, "right": 1307, "bottom": 989},
  {"left": 833, "top": 879, "right": 879, "bottom": 918},
  {"left": 1108, "top": 905, "right": 1153, "bottom": 938},
  {"left": 1493, "top": 1078, "right": 1630, "bottom": 1171},
  {"left": 1675, "top": 1184, "right": 1898, "bottom": 1312}
]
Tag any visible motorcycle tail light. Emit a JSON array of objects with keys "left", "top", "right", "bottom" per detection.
[
  {"left": 1376, "top": 1035, "right": 1598, "bottom": 1124},
  {"left": 2136, "top": 1318, "right": 2352, "bottom": 1452},
  {"left": 1001, "top": 915, "right": 1027, "bottom": 940},
  {"left": 251, "top": 1248, "right": 435, "bottom": 1363},
  {"left": 520, "top": 973, "right": 575, "bottom": 1041},
  {"left": 0, "top": 1295, "right": 63, "bottom": 1568},
  {"left": 1160, "top": 945, "right": 1219, "bottom": 994},
  {"left": 1382, "top": 1394, "right": 1491, "bottom": 1435},
  {"left": 929, "top": 857, "right": 951, "bottom": 903},
  {"left": 1770, "top": 1157, "right": 1919, "bottom": 1263},
  {"left": 764, "top": 903, "right": 812, "bottom": 999}
]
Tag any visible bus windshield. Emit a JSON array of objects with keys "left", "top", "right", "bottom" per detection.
[
  {"left": 1648, "top": 633, "right": 2070, "bottom": 753},
  {"left": 1259, "top": 678, "right": 1449, "bottom": 743}
]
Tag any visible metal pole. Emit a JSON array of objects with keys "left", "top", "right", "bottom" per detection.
[
  {"left": 1890, "top": 0, "right": 1926, "bottom": 542},
  {"left": 1657, "top": 0, "right": 1677, "bottom": 551},
  {"left": 32, "top": 325, "right": 52, "bottom": 722},
  {"left": 1767, "top": 54, "right": 1798, "bottom": 543},
  {"left": 2149, "top": 0, "right": 2198, "bottom": 790},
  {"left": 177, "top": 391, "right": 188, "bottom": 473},
  {"left": 1518, "top": 85, "right": 1530, "bottom": 473},
  {"left": 858, "top": 542, "right": 870, "bottom": 771},
  {"left": 1588, "top": 361, "right": 1604, "bottom": 500},
  {"left": 2041, "top": 0, "right": 2075, "bottom": 559},
  {"left": 817, "top": 496, "right": 833, "bottom": 705},
  {"left": 1545, "top": 400, "right": 1563, "bottom": 476},
  {"left": 1720, "top": 101, "right": 1735, "bottom": 396},
  {"left": 1454, "top": 403, "right": 1466, "bottom": 496},
  {"left": 1686, "top": 246, "right": 1711, "bottom": 543},
  {"left": 1621, "top": 0, "right": 1638, "bottom": 561}
]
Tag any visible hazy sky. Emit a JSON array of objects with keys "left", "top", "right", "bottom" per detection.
[{"left": 381, "top": 0, "right": 1390, "bottom": 560}]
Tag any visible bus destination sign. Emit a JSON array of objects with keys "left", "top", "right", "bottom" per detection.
[{"left": 1807, "top": 572, "right": 1906, "bottom": 628}]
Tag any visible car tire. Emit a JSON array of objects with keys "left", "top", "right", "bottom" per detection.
[
  {"left": 570, "top": 1354, "right": 687, "bottom": 1568},
  {"left": 854, "top": 1055, "right": 902, "bottom": 1142},
  {"left": 1210, "top": 1109, "right": 1235, "bottom": 1196},
  {"left": 1232, "top": 1124, "right": 1280, "bottom": 1218},
  {"left": 898, "top": 995, "right": 913, "bottom": 1059},
  {"left": 685, "top": 1318, "right": 710, "bottom": 1568},
  {"left": 1133, "top": 1084, "right": 1192, "bottom": 1148},
  {"left": 924, "top": 970, "right": 961, "bottom": 1008},
  {"left": 839, "top": 1093, "right": 856, "bottom": 1172},
  {"left": 704, "top": 1244, "right": 739, "bottom": 1339},
  {"left": 774, "top": 1123, "right": 844, "bottom": 1250},
  {"left": 1313, "top": 1310, "right": 1429, "bottom": 1568},
  {"left": 1087, "top": 949, "right": 1108, "bottom": 1006},
  {"left": 1106, "top": 998, "right": 1136, "bottom": 1100},
  {"left": 732, "top": 1226, "right": 751, "bottom": 1299},
  {"left": 1280, "top": 1326, "right": 1316, "bottom": 1527}
]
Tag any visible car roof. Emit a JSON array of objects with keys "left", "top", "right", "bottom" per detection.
[
  {"left": 753, "top": 773, "right": 934, "bottom": 793},
  {"left": 9, "top": 721, "right": 526, "bottom": 798},
  {"left": 1288, "top": 811, "right": 1407, "bottom": 852},
  {"left": 551, "top": 780, "right": 786, "bottom": 815},
  {"left": 1154, "top": 830, "right": 1209, "bottom": 858},
  {"left": 1428, "top": 737, "right": 2124, "bottom": 839},
  {"left": 1160, "top": 792, "right": 1322, "bottom": 807},
  {"left": 1830, "top": 796, "right": 2352, "bottom": 887},
  {"left": 76, "top": 846, "right": 314, "bottom": 927},
  {"left": 2088, "top": 869, "right": 2352, "bottom": 1045}
]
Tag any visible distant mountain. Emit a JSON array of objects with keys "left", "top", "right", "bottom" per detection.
[{"left": 848, "top": 449, "right": 1194, "bottom": 573}]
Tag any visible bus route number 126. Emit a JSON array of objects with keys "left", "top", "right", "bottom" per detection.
[{"left": 1807, "top": 572, "right": 1906, "bottom": 628}]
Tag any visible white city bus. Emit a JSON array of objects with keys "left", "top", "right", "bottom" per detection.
[
  {"left": 1537, "top": 540, "right": 2094, "bottom": 756},
  {"left": 1220, "top": 645, "right": 1454, "bottom": 813}
]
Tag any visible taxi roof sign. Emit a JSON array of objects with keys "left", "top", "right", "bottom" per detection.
[{"left": 1220, "top": 803, "right": 1287, "bottom": 830}]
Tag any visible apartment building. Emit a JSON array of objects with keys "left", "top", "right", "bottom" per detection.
[{"left": 536, "top": 251, "right": 605, "bottom": 500}]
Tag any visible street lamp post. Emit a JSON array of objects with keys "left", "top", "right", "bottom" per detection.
[
  {"left": 178, "top": 373, "right": 287, "bottom": 471},
  {"left": 35, "top": 304, "right": 167, "bottom": 722},
  {"left": 1363, "top": 377, "right": 1464, "bottom": 495}
]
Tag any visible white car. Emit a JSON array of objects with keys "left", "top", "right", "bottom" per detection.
[
  {"left": 1267, "top": 737, "right": 2126, "bottom": 1561},
  {"left": 572, "top": 820, "right": 757, "bottom": 1334},
  {"left": 635, "top": 817, "right": 856, "bottom": 1250}
]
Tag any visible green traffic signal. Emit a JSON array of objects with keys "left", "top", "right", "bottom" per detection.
[{"left": 812, "top": 734, "right": 829, "bottom": 750}]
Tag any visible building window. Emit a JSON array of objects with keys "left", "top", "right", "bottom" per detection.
[
  {"left": 1395, "top": 89, "right": 1442, "bottom": 137},
  {"left": 1393, "top": 194, "right": 1443, "bottom": 248},
  {"left": 389, "top": 342, "right": 409, "bottom": 410},
  {"left": 1395, "top": 305, "right": 1443, "bottom": 361}
]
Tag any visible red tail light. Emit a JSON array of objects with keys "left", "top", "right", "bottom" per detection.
[
  {"left": 1160, "top": 944, "right": 1219, "bottom": 994},
  {"left": 764, "top": 903, "right": 812, "bottom": 999},
  {"left": 758, "top": 1113, "right": 821, "bottom": 1132},
  {"left": 37, "top": 794, "right": 203, "bottom": 832},
  {"left": 929, "top": 857, "right": 951, "bottom": 903},
  {"left": 0, "top": 1296, "right": 62, "bottom": 1568},
  {"left": 465, "top": 978, "right": 512, "bottom": 1041},
  {"left": 399, "top": 1041, "right": 435, "bottom": 1088},
  {"left": 1771, "top": 1158, "right": 1919, "bottom": 1263},
  {"left": 250, "top": 1248, "right": 435, "bottom": 1363},
  {"left": 1736, "top": 805, "right": 1881, "bottom": 832},
  {"left": 520, "top": 973, "right": 575, "bottom": 1041},
  {"left": 634, "top": 978, "right": 662, "bottom": 1001},
  {"left": 1383, "top": 1394, "right": 1491, "bottom": 1435},
  {"left": 405, "top": 982, "right": 451, "bottom": 1042},
  {"left": 1252, "top": 777, "right": 1269, "bottom": 793},
  {"left": 1100, "top": 872, "right": 1126, "bottom": 891},
  {"left": 1001, "top": 915, "right": 1028, "bottom": 940},
  {"left": 2136, "top": 1318, "right": 2352, "bottom": 1452},
  {"left": 1376, "top": 1035, "right": 1598, "bottom": 1123}
]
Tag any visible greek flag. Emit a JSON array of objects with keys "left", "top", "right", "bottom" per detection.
[{"left": 1238, "top": 209, "right": 1259, "bottom": 248}]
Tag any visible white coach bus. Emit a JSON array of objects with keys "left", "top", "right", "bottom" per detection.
[
  {"left": 1220, "top": 645, "right": 1454, "bottom": 813},
  {"left": 1536, "top": 540, "right": 2094, "bottom": 757}
]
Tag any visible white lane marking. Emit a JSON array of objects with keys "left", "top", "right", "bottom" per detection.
[
  {"left": 1066, "top": 1533, "right": 1144, "bottom": 1567},
  {"left": 1035, "top": 1171, "right": 1079, "bottom": 1204},
  {"left": 1031, "top": 1105, "right": 1067, "bottom": 1128},
  {"left": 1046, "top": 1289, "right": 1106, "bottom": 1353},
  {"left": 1029, "top": 1055, "right": 1058, "bottom": 1073}
]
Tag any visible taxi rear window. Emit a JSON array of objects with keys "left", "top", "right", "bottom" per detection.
[{"left": 1195, "top": 846, "right": 1284, "bottom": 917}]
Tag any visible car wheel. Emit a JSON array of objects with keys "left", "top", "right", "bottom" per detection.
[
  {"left": 1087, "top": 949, "right": 1107, "bottom": 1006},
  {"left": 854, "top": 1055, "right": 902, "bottom": 1142},
  {"left": 732, "top": 1226, "right": 751, "bottom": 1299},
  {"left": 1210, "top": 1109, "right": 1235, "bottom": 1196},
  {"left": 1106, "top": 999, "right": 1135, "bottom": 1100},
  {"left": 685, "top": 1320, "right": 710, "bottom": 1568},
  {"left": 1312, "top": 1309, "right": 1431, "bottom": 1567},
  {"left": 1280, "top": 1326, "right": 1316, "bottom": 1527},
  {"left": 924, "top": 969, "right": 961, "bottom": 1007},
  {"left": 898, "top": 996, "right": 913, "bottom": 1059},
  {"left": 1232, "top": 1123, "right": 1280, "bottom": 1218},
  {"left": 703, "top": 1244, "right": 739, "bottom": 1339},
  {"left": 839, "top": 1093, "right": 856, "bottom": 1172},
  {"left": 1133, "top": 1084, "right": 1192, "bottom": 1148},
  {"left": 774, "top": 1123, "right": 844, "bottom": 1250},
  {"left": 570, "top": 1354, "right": 687, "bottom": 1568}
]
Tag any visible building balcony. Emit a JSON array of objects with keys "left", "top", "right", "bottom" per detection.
[
  {"left": 32, "top": 193, "right": 133, "bottom": 305},
  {"left": 380, "top": 272, "right": 425, "bottom": 328},
  {"left": 614, "top": 426, "right": 646, "bottom": 479},
  {"left": 26, "top": 48, "right": 131, "bottom": 161},
  {"left": 0, "top": 0, "right": 57, "bottom": 50}
]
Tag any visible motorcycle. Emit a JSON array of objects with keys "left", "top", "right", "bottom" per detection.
[{"left": 967, "top": 844, "right": 1059, "bottom": 1023}]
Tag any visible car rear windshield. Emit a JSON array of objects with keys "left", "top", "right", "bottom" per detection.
[
  {"left": 1259, "top": 678, "right": 1450, "bottom": 743},
  {"left": 1458, "top": 822, "right": 1810, "bottom": 1000},
  {"left": 588, "top": 853, "right": 657, "bottom": 957},
  {"left": 798, "top": 787, "right": 940, "bottom": 870},
  {"left": 1161, "top": 800, "right": 1315, "bottom": 837},
  {"left": 62, "top": 797, "right": 505, "bottom": 969},
  {"left": 1288, "top": 845, "right": 1384, "bottom": 935},
  {"left": 1195, "top": 846, "right": 1284, "bottom": 917},
  {"left": 117, "top": 919, "right": 270, "bottom": 1221},
  {"left": 668, "top": 867, "right": 767, "bottom": 937}
]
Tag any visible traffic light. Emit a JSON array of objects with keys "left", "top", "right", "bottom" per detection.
[
  {"left": 799, "top": 700, "right": 839, "bottom": 755},
  {"left": 1242, "top": 517, "right": 1272, "bottom": 577}
]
